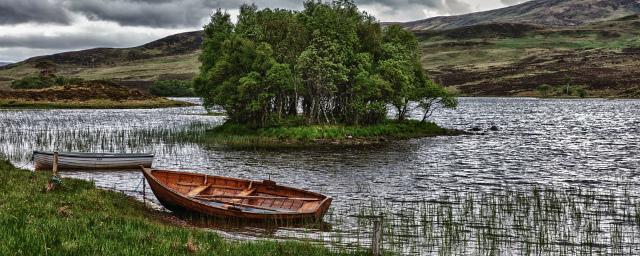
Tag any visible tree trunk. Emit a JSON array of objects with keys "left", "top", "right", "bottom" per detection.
[{"left": 399, "top": 99, "right": 410, "bottom": 122}]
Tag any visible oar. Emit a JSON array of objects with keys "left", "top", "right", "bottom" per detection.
[{"left": 195, "top": 194, "right": 320, "bottom": 201}]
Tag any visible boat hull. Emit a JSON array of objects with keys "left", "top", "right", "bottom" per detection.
[
  {"left": 33, "top": 151, "right": 154, "bottom": 171},
  {"left": 142, "top": 167, "right": 332, "bottom": 222}
]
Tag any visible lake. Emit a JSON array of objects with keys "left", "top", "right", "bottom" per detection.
[{"left": 2, "top": 97, "right": 639, "bottom": 255}]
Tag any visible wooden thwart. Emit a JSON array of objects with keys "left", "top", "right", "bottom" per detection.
[
  {"left": 176, "top": 182, "right": 243, "bottom": 191},
  {"left": 232, "top": 188, "right": 256, "bottom": 203},
  {"left": 187, "top": 185, "right": 211, "bottom": 196},
  {"left": 238, "top": 189, "right": 256, "bottom": 197},
  {"left": 196, "top": 194, "right": 320, "bottom": 201}
]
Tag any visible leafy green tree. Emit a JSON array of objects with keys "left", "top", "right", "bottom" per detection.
[
  {"left": 195, "top": 1, "right": 455, "bottom": 127},
  {"left": 415, "top": 81, "right": 458, "bottom": 122},
  {"left": 297, "top": 44, "right": 348, "bottom": 124},
  {"left": 378, "top": 25, "right": 424, "bottom": 121},
  {"left": 194, "top": 9, "right": 234, "bottom": 108},
  {"left": 235, "top": 4, "right": 261, "bottom": 40},
  {"left": 266, "top": 63, "right": 295, "bottom": 118}
]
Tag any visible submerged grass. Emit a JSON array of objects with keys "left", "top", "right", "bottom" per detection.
[
  {"left": 0, "top": 159, "right": 367, "bottom": 256},
  {"left": 336, "top": 186, "right": 640, "bottom": 255},
  {"left": 0, "top": 98, "right": 192, "bottom": 109},
  {"left": 189, "top": 120, "right": 464, "bottom": 148}
]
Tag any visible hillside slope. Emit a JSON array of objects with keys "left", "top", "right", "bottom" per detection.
[
  {"left": 20, "top": 31, "right": 203, "bottom": 67},
  {"left": 0, "top": 31, "right": 203, "bottom": 89},
  {"left": 420, "top": 15, "right": 640, "bottom": 97},
  {"left": 401, "top": 0, "right": 640, "bottom": 31}
]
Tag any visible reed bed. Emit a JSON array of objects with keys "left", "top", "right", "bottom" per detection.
[
  {"left": 311, "top": 186, "right": 640, "bottom": 255},
  {"left": 0, "top": 108, "right": 219, "bottom": 163},
  {"left": 123, "top": 184, "right": 640, "bottom": 255}
]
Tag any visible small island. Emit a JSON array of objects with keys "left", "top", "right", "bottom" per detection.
[
  {"left": 193, "top": 2, "right": 459, "bottom": 147},
  {"left": 198, "top": 121, "right": 464, "bottom": 148}
]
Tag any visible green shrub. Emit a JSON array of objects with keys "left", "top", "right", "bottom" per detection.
[
  {"left": 11, "top": 76, "right": 83, "bottom": 90},
  {"left": 150, "top": 80, "right": 195, "bottom": 97},
  {"left": 536, "top": 84, "right": 551, "bottom": 98},
  {"left": 11, "top": 76, "right": 55, "bottom": 89},
  {"left": 54, "top": 76, "right": 84, "bottom": 85},
  {"left": 577, "top": 88, "right": 588, "bottom": 98}
]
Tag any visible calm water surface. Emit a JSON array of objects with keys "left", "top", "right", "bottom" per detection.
[{"left": 1, "top": 97, "right": 639, "bottom": 255}]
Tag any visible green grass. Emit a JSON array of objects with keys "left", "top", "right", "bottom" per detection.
[
  {"left": 0, "top": 159, "right": 366, "bottom": 256},
  {"left": 0, "top": 98, "right": 192, "bottom": 109},
  {"left": 191, "top": 120, "right": 464, "bottom": 148}
]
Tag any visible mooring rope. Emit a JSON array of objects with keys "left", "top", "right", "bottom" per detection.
[
  {"left": 15, "top": 157, "right": 33, "bottom": 170},
  {"left": 134, "top": 176, "right": 144, "bottom": 191}
]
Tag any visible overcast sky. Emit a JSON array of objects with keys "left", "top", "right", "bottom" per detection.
[{"left": 0, "top": 0, "right": 528, "bottom": 62}]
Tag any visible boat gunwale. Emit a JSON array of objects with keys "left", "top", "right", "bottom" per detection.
[{"left": 33, "top": 150, "right": 155, "bottom": 159}]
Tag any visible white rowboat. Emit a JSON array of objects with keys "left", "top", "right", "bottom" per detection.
[{"left": 33, "top": 151, "right": 154, "bottom": 171}]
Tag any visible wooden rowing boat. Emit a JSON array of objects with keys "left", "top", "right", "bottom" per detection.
[
  {"left": 141, "top": 167, "right": 333, "bottom": 222},
  {"left": 33, "top": 151, "right": 154, "bottom": 171}
]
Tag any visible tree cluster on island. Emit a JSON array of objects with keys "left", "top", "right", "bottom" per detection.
[{"left": 194, "top": 0, "right": 457, "bottom": 128}]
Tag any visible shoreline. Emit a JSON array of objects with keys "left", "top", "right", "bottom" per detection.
[
  {"left": 188, "top": 120, "right": 469, "bottom": 149},
  {"left": 455, "top": 93, "right": 640, "bottom": 100},
  {"left": 0, "top": 159, "right": 362, "bottom": 255},
  {"left": 0, "top": 98, "right": 193, "bottom": 109}
]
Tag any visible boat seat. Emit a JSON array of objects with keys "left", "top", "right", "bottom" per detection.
[
  {"left": 238, "top": 188, "right": 256, "bottom": 196},
  {"left": 297, "top": 202, "right": 319, "bottom": 213},
  {"left": 187, "top": 185, "right": 211, "bottom": 196},
  {"left": 232, "top": 188, "right": 256, "bottom": 203}
]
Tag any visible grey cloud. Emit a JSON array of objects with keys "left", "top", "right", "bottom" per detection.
[
  {"left": 65, "top": 0, "right": 304, "bottom": 27},
  {"left": 0, "top": 0, "right": 71, "bottom": 25},
  {"left": 0, "top": 32, "right": 166, "bottom": 50},
  {"left": 66, "top": 0, "right": 221, "bottom": 27},
  {"left": 442, "top": 0, "right": 472, "bottom": 15},
  {"left": 1, "top": 0, "right": 479, "bottom": 27},
  {"left": 357, "top": 0, "right": 471, "bottom": 18},
  {"left": 0, "top": 27, "right": 191, "bottom": 61},
  {"left": 500, "top": 0, "right": 529, "bottom": 5}
]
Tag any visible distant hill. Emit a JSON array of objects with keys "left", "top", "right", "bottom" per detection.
[
  {"left": 1, "top": 1, "right": 639, "bottom": 97},
  {"left": 21, "top": 31, "right": 203, "bottom": 67},
  {"left": 400, "top": 0, "right": 640, "bottom": 31},
  {"left": 418, "top": 15, "right": 640, "bottom": 97},
  {"left": 0, "top": 31, "right": 203, "bottom": 90},
  {"left": 0, "top": 62, "right": 11, "bottom": 67}
]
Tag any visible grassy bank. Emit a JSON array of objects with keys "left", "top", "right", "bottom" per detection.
[
  {"left": 192, "top": 120, "right": 465, "bottom": 148},
  {"left": 0, "top": 98, "right": 192, "bottom": 109},
  {"left": 0, "top": 160, "right": 364, "bottom": 255}
]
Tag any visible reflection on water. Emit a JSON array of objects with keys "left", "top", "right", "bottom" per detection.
[{"left": 2, "top": 97, "right": 640, "bottom": 255}]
